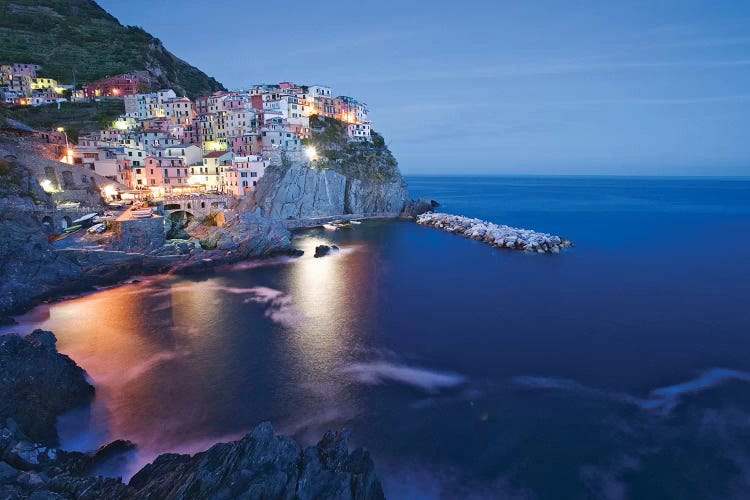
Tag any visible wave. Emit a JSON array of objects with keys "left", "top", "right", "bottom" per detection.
[
  {"left": 514, "top": 367, "right": 750, "bottom": 414},
  {"left": 341, "top": 361, "right": 466, "bottom": 393},
  {"left": 219, "top": 255, "right": 297, "bottom": 271},
  {"left": 242, "top": 286, "right": 305, "bottom": 328},
  {"left": 95, "top": 350, "right": 187, "bottom": 385}
]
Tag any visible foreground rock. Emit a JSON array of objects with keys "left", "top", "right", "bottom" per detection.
[
  {"left": 402, "top": 198, "right": 440, "bottom": 218},
  {"left": 314, "top": 244, "right": 340, "bottom": 258},
  {"left": 417, "top": 212, "right": 573, "bottom": 254},
  {"left": 0, "top": 331, "right": 94, "bottom": 445},
  {"left": 0, "top": 421, "right": 384, "bottom": 499},
  {"left": 0, "top": 328, "right": 385, "bottom": 499}
]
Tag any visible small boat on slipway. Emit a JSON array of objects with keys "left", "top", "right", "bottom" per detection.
[
  {"left": 323, "top": 220, "right": 351, "bottom": 231},
  {"left": 131, "top": 208, "right": 153, "bottom": 219}
]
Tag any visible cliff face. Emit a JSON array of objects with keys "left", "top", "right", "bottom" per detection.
[
  {"left": 254, "top": 116, "right": 410, "bottom": 220},
  {"left": 0, "top": 0, "right": 225, "bottom": 98},
  {"left": 0, "top": 152, "right": 83, "bottom": 319},
  {"left": 254, "top": 164, "right": 409, "bottom": 219}
]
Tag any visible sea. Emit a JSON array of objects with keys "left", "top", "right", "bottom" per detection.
[{"left": 5, "top": 175, "right": 750, "bottom": 499}]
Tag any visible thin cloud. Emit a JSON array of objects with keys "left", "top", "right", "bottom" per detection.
[{"left": 347, "top": 58, "right": 750, "bottom": 84}]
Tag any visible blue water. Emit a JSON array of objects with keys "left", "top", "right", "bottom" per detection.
[{"left": 7, "top": 176, "right": 750, "bottom": 499}]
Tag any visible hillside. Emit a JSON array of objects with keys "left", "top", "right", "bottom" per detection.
[
  {"left": 0, "top": 0, "right": 225, "bottom": 98},
  {"left": 1, "top": 100, "right": 124, "bottom": 141}
]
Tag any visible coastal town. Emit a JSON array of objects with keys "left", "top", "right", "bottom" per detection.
[{"left": 1, "top": 64, "right": 373, "bottom": 201}]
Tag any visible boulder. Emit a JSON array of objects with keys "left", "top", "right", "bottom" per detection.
[
  {"left": 0, "top": 331, "right": 94, "bottom": 445},
  {"left": 401, "top": 198, "right": 440, "bottom": 218},
  {"left": 314, "top": 245, "right": 340, "bottom": 258}
]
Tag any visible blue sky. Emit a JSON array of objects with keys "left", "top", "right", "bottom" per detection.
[{"left": 98, "top": 0, "right": 750, "bottom": 176}]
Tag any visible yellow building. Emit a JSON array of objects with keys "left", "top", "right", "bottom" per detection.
[{"left": 30, "top": 77, "right": 58, "bottom": 91}]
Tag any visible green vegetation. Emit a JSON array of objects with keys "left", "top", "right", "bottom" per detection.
[
  {"left": 0, "top": 0, "right": 225, "bottom": 98},
  {"left": 201, "top": 213, "right": 219, "bottom": 226},
  {"left": 304, "top": 115, "right": 399, "bottom": 181},
  {"left": 0, "top": 100, "right": 124, "bottom": 142}
]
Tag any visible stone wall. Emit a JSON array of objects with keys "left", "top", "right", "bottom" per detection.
[{"left": 110, "top": 215, "right": 166, "bottom": 253}]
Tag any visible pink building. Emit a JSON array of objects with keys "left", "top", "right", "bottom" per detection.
[
  {"left": 12, "top": 63, "right": 40, "bottom": 78},
  {"left": 83, "top": 73, "right": 150, "bottom": 99},
  {"left": 232, "top": 134, "right": 262, "bottom": 155}
]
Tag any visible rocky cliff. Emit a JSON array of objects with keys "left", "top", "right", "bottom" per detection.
[
  {"left": 0, "top": 152, "right": 83, "bottom": 319},
  {"left": 0, "top": 330, "right": 385, "bottom": 499},
  {"left": 254, "top": 163, "right": 409, "bottom": 220},
  {"left": 254, "top": 116, "right": 410, "bottom": 220},
  {"left": 0, "top": 330, "right": 94, "bottom": 444}
]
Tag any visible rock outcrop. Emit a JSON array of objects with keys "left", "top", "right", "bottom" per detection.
[
  {"left": 195, "top": 210, "right": 292, "bottom": 255},
  {"left": 402, "top": 198, "right": 440, "bottom": 218},
  {"left": 0, "top": 331, "right": 94, "bottom": 445},
  {"left": 314, "top": 244, "right": 340, "bottom": 258},
  {"left": 253, "top": 115, "right": 410, "bottom": 221},
  {"left": 417, "top": 212, "right": 574, "bottom": 254},
  {"left": 254, "top": 163, "right": 409, "bottom": 220},
  {"left": 0, "top": 420, "right": 384, "bottom": 500},
  {"left": 0, "top": 153, "right": 85, "bottom": 320},
  {"left": 0, "top": 333, "right": 384, "bottom": 499}
]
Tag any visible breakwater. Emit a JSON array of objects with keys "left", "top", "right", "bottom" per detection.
[{"left": 416, "top": 212, "right": 573, "bottom": 253}]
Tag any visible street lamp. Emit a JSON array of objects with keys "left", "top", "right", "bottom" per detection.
[
  {"left": 57, "top": 127, "right": 72, "bottom": 164},
  {"left": 56, "top": 127, "right": 69, "bottom": 149}
]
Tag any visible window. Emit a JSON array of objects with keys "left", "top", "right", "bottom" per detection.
[
  {"left": 240, "top": 172, "right": 247, "bottom": 178},
  {"left": 251, "top": 171, "right": 257, "bottom": 177},
  {"left": 150, "top": 169, "right": 154, "bottom": 174},
  {"left": 151, "top": 179, "right": 156, "bottom": 185}
]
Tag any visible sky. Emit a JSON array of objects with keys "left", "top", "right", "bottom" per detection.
[{"left": 97, "top": 0, "right": 750, "bottom": 176}]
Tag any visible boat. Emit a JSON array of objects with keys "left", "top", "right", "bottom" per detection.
[
  {"left": 63, "top": 224, "right": 82, "bottom": 233},
  {"left": 322, "top": 223, "right": 338, "bottom": 231},
  {"left": 72, "top": 213, "right": 98, "bottom": 227},
  {"left": 330, "top": 220, "right": 351, "bottom": 229},
  {"left": 87, "top": 223, "right": 106, "bottom": 234},
  {"left": 131, "top": 208, "right": 153, "bottom": 219},
  {"left": 350, "top": 220, "right": 362, "bottom": 225}
]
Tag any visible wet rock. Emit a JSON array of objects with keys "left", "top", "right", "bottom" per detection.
[
  {"left": 0, "top": 331, "right": 94, "bottom": 445},
  {"left": 402, "top": 198, "right": 440, "bottom": 218},
  {"left": 314, "top": 245, "right": 340, "bottom": 258},
  {"left": 417, "top": 212, "right": 574, "bottom": 254}
]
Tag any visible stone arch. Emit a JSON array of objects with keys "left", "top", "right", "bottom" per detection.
[
  {"left": 186, "top": 202, "right": 192, "bottom": 209},
  {"left": 41, "top": 215, "right": 54, "bottom": 234},
  {"left": 168, "top": 210, "right": 194, "bottom": 223},
  {"left": 62, "top": 215, "right": 73, "bottom": 229},
  {"left": 201, "top": 201, "right": 205, "bottom": 209},
  {"left": 61, "top": 171, "right": 74, "bottom": 189}
]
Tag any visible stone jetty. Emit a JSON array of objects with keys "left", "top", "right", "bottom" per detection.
[{"left": 416, "top": 212, "right": 573, "bottom": 254}]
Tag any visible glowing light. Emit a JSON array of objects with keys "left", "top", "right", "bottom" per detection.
[
  {"left": 113, "top": 120, "right": 129, "bottom": 130},
  {"left": 103, "top": 185, "right": 118, "bottom": 198},
  {"left": 56, "top": 127, "right": 64, "bottom": 132},
  {"left": 305, "top": 146, "right": 318, "bottom": 161},
  {"left": 40, "top": 179, "right": 54, "bottom": 192}
]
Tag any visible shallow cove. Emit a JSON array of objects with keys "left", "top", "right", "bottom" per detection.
[{"left": 4, "top": 176, "right": 750, "bottom": 498}]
